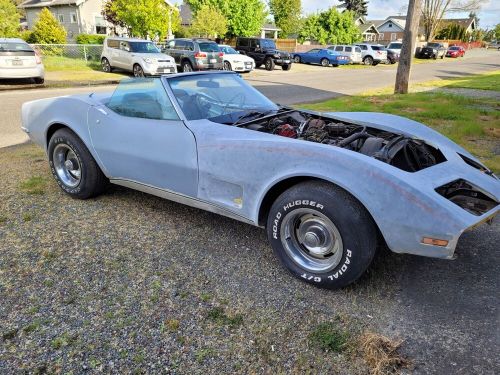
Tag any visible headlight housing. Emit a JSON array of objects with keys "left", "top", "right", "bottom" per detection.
[{"left": 143, "top": 57, "right": 154, "bottom": 64}]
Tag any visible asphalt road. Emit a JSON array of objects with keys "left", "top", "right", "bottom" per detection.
[{"left": 1, "top": 49, "right": 499, "bottom": 148}]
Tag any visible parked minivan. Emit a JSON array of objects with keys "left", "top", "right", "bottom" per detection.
[
  {"left": 327, "top": 45, "right": 362, "bottom": 64},
  {"left": 101, "top": 37, "right": 177, "bottom": 77},
  {"left": 162, "top": 38, "right": 223, "bottom": 72}
]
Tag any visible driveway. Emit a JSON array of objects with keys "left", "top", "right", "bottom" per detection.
[{"left": 1, "top": 49, "right": 498, "bottom": 149}]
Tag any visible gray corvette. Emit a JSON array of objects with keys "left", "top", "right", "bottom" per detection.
[{"left": 21, "top": 72, "right": 499, "bottom": 288}]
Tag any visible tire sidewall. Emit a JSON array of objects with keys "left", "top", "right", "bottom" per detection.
[
  {"left": 48, "top": 135, "right": 85, "bottom": 196},
  {"left": 267, "top": 187, "right": 375, "bottom": 288}
]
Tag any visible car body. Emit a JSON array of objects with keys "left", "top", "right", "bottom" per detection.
[
  {"left": 446, "top": 46, "right": 465, "bottom": 58},
  {"left": 383, "top": 48, "right": 399, "bottom": 64},
  {"left": 292, "top": 48, "right": 350, "bottom": 67},
  {"left": 0, "top": 38, "right": 44, "bottom": 83},
  {"left": 162, "top": 38, "right": 223, "bottom": 72},
  {"left": 101, "top": 37, "right": 177, "bottom": 77},
  {"left": 218, "top": 45, "right": 255, "bottom": 72},
  {"left": 354, "top": 44, "right": 388, "bottom": 65},
  {"left": 486, "top": 41, "right": 500, "bottom": 50},
  {"left": 21, "top": 72, "right": 499, "bottom": 289},
  {"left": 235, "top": 37, "right": 292, "bottom": 71},
  {"left": 327, "top": 45, "right": 362, "bottom": 64},
  {"left": 417, "top": 42, "right": 446, "bottom": 59},
  {"left": 386, "top": 41, "right": 402, "bottom": 55}
]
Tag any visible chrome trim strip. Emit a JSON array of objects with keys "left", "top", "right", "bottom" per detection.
[
  {"left": 110, "top": 178, "right": 258, "bottom": 226},
  {"left": 21, "top": 126, "right": 30, "bottom": 134}
]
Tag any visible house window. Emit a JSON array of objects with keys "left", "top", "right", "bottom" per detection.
[
  {"left": 70, "top": 12, "right": 77, "bottom": 23},
  {"left": 388, "top": 23, "right": 392, "bottom": 28},
  {"left": 391, "top": 33, "right": 397, "bottom": 41},
  {"left": 57, "top": 14, "right": 64, "bottom": 23},
  {"left": 379, "top": 33, "right": 385, "bottom": 40},
  {"left": 95, "top": 15, "right": 107, "bottom": 34}
]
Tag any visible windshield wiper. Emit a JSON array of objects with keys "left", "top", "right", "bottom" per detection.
[{"left": 232, "top": 109, "right": 275, "bottom": 126}]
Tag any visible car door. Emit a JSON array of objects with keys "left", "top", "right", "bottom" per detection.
[
  {"left": 87, "top": 78, "right": 198, "bottom": 197},
  {"left": 249, "top": 39, "right": 263, "bottom": 64}
]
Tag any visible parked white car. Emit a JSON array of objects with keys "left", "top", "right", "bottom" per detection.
[
  {"left": 101, "top": 37, "right": 177, "bottom": 77},
  {"left": 0, "top": 38, "right": 44, "bottom": 83},
  {"left": 327, "top": 45, "right": 362, "bottom": 64},
  {"left": 355, "top": 43, "right": 388, "bottom": 66},
  {"left": 218, "top": 44, "right": 255, "bottom": 72},
  {"left": 386, "top": 41, "right": 402, "bottom": 55}
]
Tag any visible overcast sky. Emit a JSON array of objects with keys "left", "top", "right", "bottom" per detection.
[{"left": 302, "top": 0, "right": 499, "bottom": 29}]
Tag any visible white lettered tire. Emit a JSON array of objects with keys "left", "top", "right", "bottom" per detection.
[{"left": 266, "top": 181, "right": 377, "bottom": 289}]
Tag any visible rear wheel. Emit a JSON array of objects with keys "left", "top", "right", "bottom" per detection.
[
  {"left": 33, "top": 77, "right": 44, "bottom": 84},
  {"left": 133, "top": 64, "right": 144, "bottom": 77},
  {"left": 48, "top": 128, "right": 107, "bottom": 199},
  {"left": 182, "top": 61, "right": 193, "bottom": 72},
  {"left": 264, "top": 57, "right": 275, "bottom": 71},
  {"left": 267, "top": 181, "right": 377, "bottom": 289},
  {"left": 363, "top": 56, "right": 373, "bottom": 65},
  {"left": 320, "top": 58, "right": 329, "bottom": 67},
  {"left": 282, "top": 64, "right": 292, "bottom": 71}
]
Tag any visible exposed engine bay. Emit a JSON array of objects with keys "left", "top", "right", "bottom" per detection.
[{"left": 238, "top": 110, "right": 446, "bottom": 172}]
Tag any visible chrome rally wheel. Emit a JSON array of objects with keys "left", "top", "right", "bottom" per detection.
[{"left": 53, "top": 144, "right": 82, "bottom": 188}]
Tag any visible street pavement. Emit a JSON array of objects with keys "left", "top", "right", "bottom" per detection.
[{"left": 1, "top": 49, "right": 499, "bottom": 148}]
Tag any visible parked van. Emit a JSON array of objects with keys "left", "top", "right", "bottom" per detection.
[
  {"left": 101, "top": 37, "right": 177, "bottom": 77},
  {"left": 327, "top": 45, "right": 362, "bottom": 64}
]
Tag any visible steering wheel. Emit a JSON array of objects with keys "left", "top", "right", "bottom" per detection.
[{"left": 221, "top": 92, "right": 246, "bottom": 116}]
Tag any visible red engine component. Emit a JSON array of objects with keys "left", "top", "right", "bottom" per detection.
[{"left": 275, "top": 124, "right": 297, "bottom": 138}]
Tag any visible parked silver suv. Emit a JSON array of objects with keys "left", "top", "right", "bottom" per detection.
[
  {"left": 101, "top": 37, "right": 177, "bottom": 77},
  {"left": 355, "top": 43, "right": 388, "bottom": 66}
]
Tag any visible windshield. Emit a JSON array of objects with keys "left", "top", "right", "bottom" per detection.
[
  {"left": 388, "top": 43, "right": 402, "bottom": 49},
  {"left": 129, "top": 42, "right": 160, "bottom": 53},
  {"left": 168, "top": 73, "right": 278, "bottom": 122},
  {"left": 262, "top": 39, "right": 276, "bottom": 49},
  {"left": 427, "top": 43, "right": 440, "bottom": 48},
  {"left": 199, "top": 42, "right": 219, "bottom": 52},
  {"left": 371, "top": 45, "right": 384, "bottom": 50},
  {"left": 0, "top": 42, "right": 33, "bottom": 52},
  {"left": 449, "top": 46, "right": 460, "bottom": 50},
  {"left": 220, "top": 46, "right": 237, "bottom": 54}
]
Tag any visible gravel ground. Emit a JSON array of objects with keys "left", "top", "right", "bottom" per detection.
[{"left": 1, "top": 143, "right": 498, "bottom": 374}]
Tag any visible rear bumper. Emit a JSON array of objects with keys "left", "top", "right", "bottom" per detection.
[
  {"left": 0, "top": 65, "right": 44, "bottom": 79},
  {"left": 194, "top": 62, "right": 224, "bottom": 70}
]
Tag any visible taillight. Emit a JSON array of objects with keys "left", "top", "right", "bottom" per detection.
[
  {"left": 35, "top": 54, "right": 42, "bottom": 64},
  {"left": 194, "top": 52, "right": 207, "bottom": 58},
  {"left": 219, "top": 52, "right": 224, "bottom": 57}
]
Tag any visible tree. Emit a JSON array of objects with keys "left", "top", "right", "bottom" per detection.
[
  {"left": 338, "top": 0, "right": 368, "bottom": 18},
  {"left": 28, "top": 8, "right": 66, "bottom": 43},
  {"left": 436, "top": 23, "right": 467, "bottom": 40},
  {"left": 394, "top": 0, "right": 421, "bottom": 94},
  {"left": 103, "top": 0, "right": 179, "bottom": 39},
  {"left": 190, "top": 5, "right": 227, "bottom": 38},
  {"left": 185, "top": 0, "right": 267, "bottom": 37},
  {"left": 421, "top": 0, "right": 485, "bottom": 41},
  {"left": 269, "top": 0, "right": 302, "bottom": 37},
  {"left": 0, "top": 0, "right": 21, "bottom": 37},
  {"left": 298, "top": 8, "right": 361, "bottom": 45}
]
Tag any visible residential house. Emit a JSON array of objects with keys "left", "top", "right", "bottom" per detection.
[
  {"left": 18, "top": 0, "right": 107, "bottom": 41},
  {"left": 356, "top": 18, "right": 380, "bottom": 42},
  {"left": 374, "top": 16, "right": 406, "bottom": 44}
]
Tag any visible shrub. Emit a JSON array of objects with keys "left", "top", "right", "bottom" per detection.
[
  {"left": 75, "top": 34, "right": 106, "bottom": 45},
  {"left": 0, "top": 0, "right": 21, "bottom": 37},
  {"left": 27, "top": 8, "right": 67, "bottom": 44}
]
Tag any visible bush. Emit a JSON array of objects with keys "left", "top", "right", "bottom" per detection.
[
  {"left": 28, "top": 8, "right": 67, "bottom": 44},
  {"left": 75, "top": 34, "right": 106, "bottom": 44}
]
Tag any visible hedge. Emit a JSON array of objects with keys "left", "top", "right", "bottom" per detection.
[{"left": 75, "top": 34, "right": 106, "bottom": 44}]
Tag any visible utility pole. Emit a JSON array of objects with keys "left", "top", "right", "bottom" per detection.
[{"left": 394, "top": 0, "right": 422, "bottom": 94}]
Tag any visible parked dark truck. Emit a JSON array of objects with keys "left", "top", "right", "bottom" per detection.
[
  {"left": 235, "top": 37, "right": 292, "bottom": 71},
  {"left": 417, "top": 42, "right": 446, "bottom": 59}
]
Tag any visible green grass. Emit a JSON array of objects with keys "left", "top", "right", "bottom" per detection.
[
  {"left": 42, "top": 56, "right": 126, "bottom": 82},
  {"left": 309, "top": 322, "right": 351, "bottom": 353},
  {"left": 206, "top": 307, "right": 244, "bottom": 328},
  {"left": 302, "top": 72, "right": 500, "bottom": 173},
  {"left": 19, "top": 176, "right": 48, "bottom": 195},
  {"left": 418, "top": 70, "right": 500, "bottom": 91},
  {"left": 42, "top": 56, "right": 101, "bottom": 72}
]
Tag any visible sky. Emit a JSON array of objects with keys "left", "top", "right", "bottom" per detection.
[{"left": 301, "top": 0, "right": 500, "bottom": 29}]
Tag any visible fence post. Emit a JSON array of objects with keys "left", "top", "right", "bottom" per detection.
[{"left": 83, "top": 45, "right": 87, "bottom": 62}]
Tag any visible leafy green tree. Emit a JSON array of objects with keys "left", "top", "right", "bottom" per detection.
[
  {"left": 186, "top": 0, "right": 267, "bottom": 37},
  {"left": 495, "top": 24, "right": 500, "bottom": 40},
  {"left": 28, "top": 8, "right": 67, "bottom": 43},
  {"left": 105, "top": 0, "right": 179, "bottom": 39},
  {"left": 190, "top": 5, "right": 227, "bottom": 38},
  {"left": 0, "top": 0, "right": 21, "bottom": 37},
  {"left": 298, "top": 8, "right": 361, "bottom": 45},
  {"left": 269, "top": 0, "right": 301, "bottom": 37},
  {"left": 436, "top": 23, "right": 467, "bottom": 41},
  {"left": 338, "top": 0, "right": 368, "bottom": 18}
]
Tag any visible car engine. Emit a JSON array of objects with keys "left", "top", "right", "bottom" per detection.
[{"left": 240, "top": 111, "right": 445, "bottom": 172}]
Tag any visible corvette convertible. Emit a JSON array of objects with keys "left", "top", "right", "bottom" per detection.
[{"left": 21, "top": 72, "right": 499, "bottom": 289}]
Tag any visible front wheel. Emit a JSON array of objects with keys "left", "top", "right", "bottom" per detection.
[
  {"left": 294, "top": 55, "right": 301, "bottom": 63},
  {"left": 133, "top": 64, "right": 144, "bottom": 77},
  {"left": 223, "top": 61, "right": 232, "bottom": 71},
  {"left": 266, "top": 181, "right": 377, "bottom": 289},
  {"left": 101, "top": 57, "right": 112, "bottom": 73},
  {"left": 48, "top": 128, "right": 108, "bottom": 199},
  {"left": 264, "top": 57, "right": 275, "bottom": 71}
]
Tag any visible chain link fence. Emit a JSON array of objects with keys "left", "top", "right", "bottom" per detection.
[{"left": 31, "top": 44, "right": 104, "bottom": 62}]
